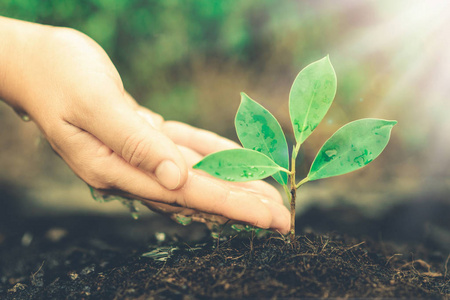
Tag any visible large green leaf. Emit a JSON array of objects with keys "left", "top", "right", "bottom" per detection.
[
  {"left": 235, "top": 93, "right": 289, "bottom": 185},
  {"left": 289, "top": 56, "right": 337, "bottom": 145},
  {"left": 193, "top": 149, "right": 284, "bottom": 182},
  {"left": 307, "top": 118, "right": 397, "bottom": 181}
]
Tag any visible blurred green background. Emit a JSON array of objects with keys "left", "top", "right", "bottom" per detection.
[{"left": 1, "top": 0, "right": 449, "bottom": 216}]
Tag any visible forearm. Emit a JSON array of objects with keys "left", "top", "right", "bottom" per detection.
[{"left": 0, "top": 17, "right": 50, "bottom": 111}]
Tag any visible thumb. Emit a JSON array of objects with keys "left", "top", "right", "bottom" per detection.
[{"left": 73, "top": 90, "right": 187, "bottom": 190}]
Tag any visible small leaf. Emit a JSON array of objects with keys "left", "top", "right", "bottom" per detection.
[
  {"left": 289, "top": 56, "right": 337, "bottom": 145},
  {"left": 307, "top": 118, "right": 397, "bottom": 181},
  {"left": 193, "top": 149, "right": 284, "bottom": 182},
  {"left": 235, "top": 93, "right": 289, "bottom": 185}
]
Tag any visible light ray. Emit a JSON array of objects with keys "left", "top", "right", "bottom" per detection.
[{"left": 331, "top": 0, "right": 450, "bottom": 185}]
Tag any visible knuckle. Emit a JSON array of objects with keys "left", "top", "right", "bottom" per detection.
[
  {"left": 82, "top": 170, "right": 109, "bottom": 190},
  {"left": 121, "top": 131, "right": 153, "bottom": 168},
  {"left": 161, "top": 121, "right": 177, "bottom": 133},
  {"left": 164, "top": 120, "right": 181, "bottom": 127},
  {"left": 79, "top": 160, "right": 113, "bottom": 190},
  {"left": 50, "top": 27, "right": 86, "bottom": 42},
  {"left": 164, "top": 121, "right": 186, "bottom": 132},
  {"left": 212, "top": 189, "right": 230, "bottom": 211},
  {"left": 199, "top": 185, "right": 230, "bottom": 214},
  {"left": 152, "top": 113, "right": 165, "bottom": 125},
  {"left": 96, "top": 144, "right": 114, "bottom": 158},
  {"left": 255, "top": 209, "right": 272, "bottom": 229},
  {"left": 87, "top": 180, "right": 108, "bottom": 191}
]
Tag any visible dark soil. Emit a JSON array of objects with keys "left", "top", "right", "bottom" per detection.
[{"left": 1, "top": 184, "right": 449, "bottom": 299}]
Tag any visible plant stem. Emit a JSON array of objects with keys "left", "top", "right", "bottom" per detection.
[
  {"left": 289, "top": 146, "right": 298, "bottom": 242},
  {"left": 289, "top": 182, "right": 296, "bottom": 242},
  {"left": 296, "top": 177, "right": 309, "bottom": 189}
]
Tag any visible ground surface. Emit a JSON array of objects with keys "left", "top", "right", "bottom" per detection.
[{"left": 0, "top": 186, "right": 449, "bottom": 299}]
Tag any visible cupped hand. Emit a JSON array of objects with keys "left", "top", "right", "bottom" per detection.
[
  {"left": 140, "top": 118, "right": 290, "bottom": 233},
  {"left": 3, "top": 24, "right": 290, "bottom": 233}
]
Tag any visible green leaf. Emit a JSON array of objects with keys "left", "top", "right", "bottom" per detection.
[
  {"left": 235, "top": 93, "right": 289, "bottom": 185},
  {"left": 289, "top": 56, "right": 337, "bottom": 145},
  {"left": 193, "top": 149, "right": 285, "bottom": 182},
  {"left": 307, "top": 118, "right": 397, "bottom": 181}
]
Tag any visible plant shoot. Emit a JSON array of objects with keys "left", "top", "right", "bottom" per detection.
[{"left": 193, "top": 56, "right": 397, "bottom": 241}]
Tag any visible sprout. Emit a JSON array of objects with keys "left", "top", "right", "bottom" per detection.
[{"left": 194, "top": 56, "right": 396, "bottom": 241}]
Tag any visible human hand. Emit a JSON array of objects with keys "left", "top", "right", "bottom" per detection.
[
  {"left": 138, "top": 117, "right": 290, "bottom": 233},
  {"left": 0, "top": 19, "right": 290, "bottom": 233}
]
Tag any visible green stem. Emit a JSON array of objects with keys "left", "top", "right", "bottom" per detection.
[
  {"left": 294, "top": 142, "right": 301, "bottom": 156},
  {"left": 279, "top": 167, "right": 293, "bottom": 175},
  {"left": 296, "top": 177, "right": 310, "bottom": 189}
]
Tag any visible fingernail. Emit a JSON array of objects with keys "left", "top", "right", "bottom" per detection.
[
  {"left": 260, "top": 198, "right": 290, "bottom": 234},
  {"left": 137, "top": 111, "right": 156, "bottom": 128},
  {"left": 155, "top": 160, "right": 181, "bottom": 190}
]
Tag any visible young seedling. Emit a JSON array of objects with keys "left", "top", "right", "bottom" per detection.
[{"left": 193, "top": 56, "right": 397, "bottom": 241}]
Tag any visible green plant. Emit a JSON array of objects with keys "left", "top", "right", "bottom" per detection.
[{"left": 193, "top": 56, "right": 397, "bottom": 241}]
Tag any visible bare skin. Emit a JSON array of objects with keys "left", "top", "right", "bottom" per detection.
[{"left": 0, "top": 17, "right": 290, "bottom": 234}]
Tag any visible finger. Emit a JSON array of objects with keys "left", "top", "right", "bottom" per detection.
[
  {"left": 135, "top": 107, "right": 165, "bottom": 131},
  {"left": 142, "top": 200, "right": 230, "bottom": 226},
  {"left": 68, "top": 85, "right": 187, "bottom": 190},
  {"left": 177, "top": 145, "right": 283, "bottom": 204},
  {"left": 230, "top": 181, "right": 283, "bottom": 204},
  {"left": 142, "top": 199, "right": 189, "bottom": 214},
  {"left": 175, "top": 147, "right": 287, "bottom": 231},
  {"left": 123, "top": 91, "right": 139, "bottom": 107},
  {"left": 178, "top": 173, "right": 290, "bottom": 234},
  {"left": 162, "top": 121, "right": 240, "bottom": 155},
  {"left": 54, "top": 125, "right": 289, "bottom": 233},
  {"left": 123, "top": 92, "right": 165, "bottom": 130}
]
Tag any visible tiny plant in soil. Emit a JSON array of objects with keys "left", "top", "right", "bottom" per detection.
[{"left": 193, "top": 56, "right": 397, "bottom": 241}]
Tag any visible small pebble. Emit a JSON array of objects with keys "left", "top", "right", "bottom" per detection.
[
  {"left": 81, "top": 265, "right": 95, "bottom": 275},
  {"left": 8, "top": 283, "right": 26, "bottom": 293},
  {"left": 21, "top": 232, "right": 33, "bottom": 247},
  {"left": 45, "top": 228, "right": 68, "bottom": 242},
  {"left": 155, "top": 232, "right": 166, "bottom": 242},
  {"left": 68, "top": 272, "right": 78, "bottom": 281}
]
